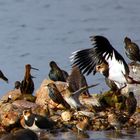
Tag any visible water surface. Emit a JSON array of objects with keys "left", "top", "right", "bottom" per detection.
[{"left": 0, "top": 0, "right": 140, "bottom": 139}]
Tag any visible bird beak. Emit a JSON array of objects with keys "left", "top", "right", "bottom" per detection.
[
  {"left": 31, "top": 67, "right": 39, "bottom": 71},
  {"left": 31, "top": 75, "right": 36, "bottom": 78}
]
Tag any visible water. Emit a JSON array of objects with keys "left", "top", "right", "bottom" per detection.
[{"left": 0, "top": 0, "right": 140, "bottom": 139}]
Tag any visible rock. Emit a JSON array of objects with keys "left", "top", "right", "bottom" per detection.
[
  {"left": 0, "top": 89, "right": 21, "bottom": 104},
  {"left": 0, "top": 89, "right": 36, "bottom": 104},
  {"left": 31, "top": 105, "right": 50, "bottom": 117},
  {"left": 61, "top": 111, "right": 72, "bottom": 121},
  {"left": 35, "top": 79, "right": 68, "bottom": 108},
  {"left": 12, "top": 100, "right": 38, "bottom": 110},
  {"left": 17, "top": 94, "right": 36, "bottom": 102},
  {"left": 1, "top": 111, "right": 19, "bottom": 127},
  {"left": 0, "top": 103, "right": 21, "bottom": 128}
]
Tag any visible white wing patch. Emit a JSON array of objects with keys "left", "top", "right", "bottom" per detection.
[{"left": 105, "top": 51, "right": 127, "bottom": 86}]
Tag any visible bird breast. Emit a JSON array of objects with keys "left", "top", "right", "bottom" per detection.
[{"left": 106, "top": 51, "right": 127, "bottom": 86}]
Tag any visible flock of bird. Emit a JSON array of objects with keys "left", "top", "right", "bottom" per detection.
[{"left": 0, "top": 35, "right": 140, "bottom": 136}]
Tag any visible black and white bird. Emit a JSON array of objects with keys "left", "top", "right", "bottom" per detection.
[
  {"left": 20, "top": 110, "right": 54, "bottom": 131},
  {"left": 71, "top": 35, "right": 140, "bottom": 90}
]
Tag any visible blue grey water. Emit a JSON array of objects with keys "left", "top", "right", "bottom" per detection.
[{"left": 0, "top": 0, "right": 140, "bottom": 139}]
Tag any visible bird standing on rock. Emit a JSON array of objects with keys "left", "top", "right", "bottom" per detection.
[
  {"left": 20, "top": 109, "right": 54, "bottom": 131},
  {"left": 124, "top": 37, "right": 140, "bottom": 63},
  {"left": 125, "top": 92, "right": 137, "bottom": 116},
  {"left": 48, "top": 61, "right": 69, "bottom": 82},
  {"left": 67, "top": 65, "right": 91, "bottom": 97},
  {"left": 20, "top": 64, "right": 39, "bottom": 94},
  {"left": 71, "top": 35, "right": 140, "bottom": 90},
  {"left": 0, "top": 70, "right": 8, "bottom": 83},
  {"left": 46, "top": 83, "right": 71, "bottom": 109},
  {"left": 76, "top": 117, "right": 89, "bottom": 134},
  {"left": 14, "top": 81, "right": 21, "bottom": 89}
]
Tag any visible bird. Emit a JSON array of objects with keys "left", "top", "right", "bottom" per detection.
[
  {"left": 64, "top": 83, "right": 99, "bottom": 110},
  {"left": 125, "top": 92, "right": 137, "bottom": 116},
  {"left": 1, "top": 129, "right": 38, "bottom": 140},
  {"left": 14, "top": 81, "right": 21, "bottom": 89},
  {"left": 67, "top": 65, "right": 91, "bottom": 97},
  {"left": 76, "top": 117, "right": 89, "bottom": 134},
  {"left": 0, "top": 70, "right": 8, "bottom": 83},
  {"left": 71, "top": 35, "right": 140, "bottom": 90},
  {"left": 48, "top": 61, "right": 69, "bottom": 82},
  {"left": 107, "top": 109, "right": 129, "bottom": 130},
  {"left": 20, "top": 109, "right": 54, "bottom": 131},
  {"left": 124, "top": 37, "right": 140, "bottom": 63},
  {"left": 20, "top": 64, "right": 39, "bottom": 94},
  {"left": 46, "top": 83, "right": 71, "bottom": 109}
]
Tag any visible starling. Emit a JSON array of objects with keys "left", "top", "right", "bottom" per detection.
[
  {"left": 125, "top": 92, "right": 137, "bottom": 116},
  {"left": 14, "top": 81, "right": 21, "bottom": 89},
  {"left": 48, "top": 61, "right": 69, "bottom": 82},
  {"left": 46, "top": 83, "right": 70, "bottom": 109},
  {"left": 124, "top": 37, "right": 140, "bottom": 63}
]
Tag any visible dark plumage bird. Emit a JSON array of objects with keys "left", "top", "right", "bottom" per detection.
[
  {"left": 14, "top": 81, "right": 21, "bottom": 89},
  {"left": 48, "top": 61, "right": 69, "bottom": 82},
  {"left": 71, "top": 35, "right": 140, "bottom": 90},
  {"left": 125, "top": 92, "right": 137, "bottom": 116},
  {"left": 1, "top": 129, "right": 38, "bottom": 140},
  {"left": 0, "top": 70, "right": 8, "bottom": 83},
  {"left": 67, "top": 65, "right": 91, "bottom": 97},
  {"left": 124, "top": 37, "right": 140, "bottom": 63},
  {"left": 46, "top": 83, "right": 71, "bottom": 109},
  {"left": 20, "top": 109, "right": 54, "bottom": 131},
  {"left": 20, "top": 64, "right": 39, "bottom": 94}
]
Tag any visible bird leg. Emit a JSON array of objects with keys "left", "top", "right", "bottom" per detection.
[{"left": 117, "top": 84, "right": 127, "bottom": 93}]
